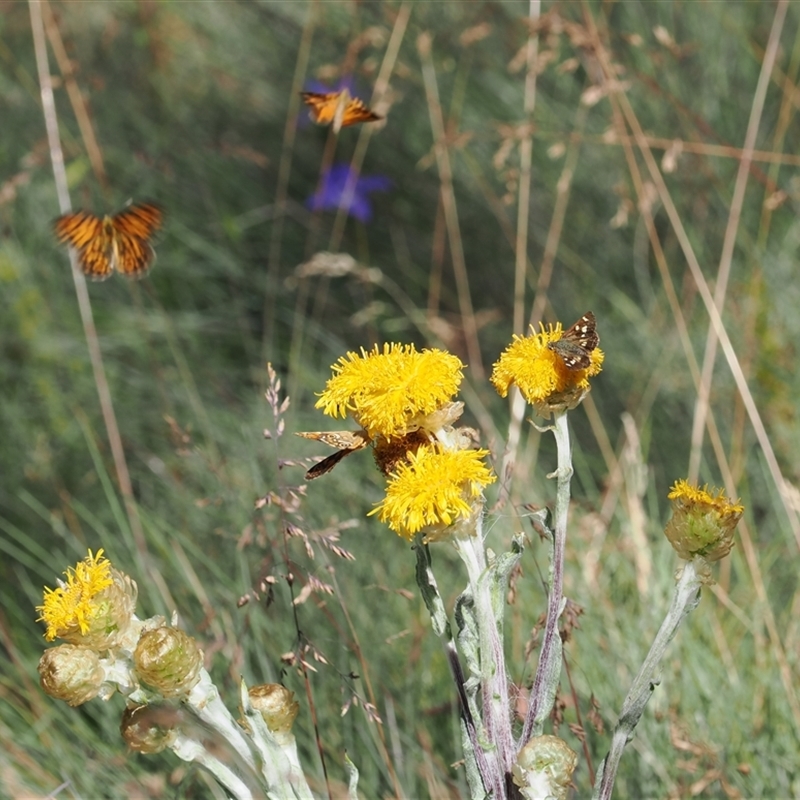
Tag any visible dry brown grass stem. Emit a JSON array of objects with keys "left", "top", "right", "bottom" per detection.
[
  {"left": 328, "top": 2, "right": 411, "bottom": 253},
  {"left": 29, "top": 0, "right": 149, "bottom": 559},
  {"left": 328, "top": 570, "right": 404, "bottom": 799},
  {"left": 418, "top": 31, "right": 484, "bottom": 380},
  {"left": 499, "top": 0, "right": 540, "bottom": 512},
  {"left": 562, "top": 131, "right": 800, "bottom": 168},
  {"left": 584, "top": 6, "right": 800, "bottom": 549},
  {"left": 41, "top": 1, "right": 107, "bottom": 191},
  {"left": 689, "top": 0, "right": 790, "bottom": 481},
  {"left": 528, "top": 104, "right": 587, "bottom": 332},
  {"left": 302, "top": 2, "right": 410, "bottom": 348},
  {"left": 262, "top": 1, "right": 316, "bottom": 366},
  {"left": 289, "top": 4, "right": 410, "bottom": 400},
  {"left": 583, "top": 1, "right": 800, "bottom": 738},
  {"left": 513, "top": 0, "right": 540, "bottom": 338},
  {"left": 500, "top": 103, "right": 588, "bottom": 511}
]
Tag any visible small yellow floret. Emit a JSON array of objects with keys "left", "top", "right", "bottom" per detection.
[
  {"left": 370, "top": 444, "right": 495, "bottom": 541},
  {"left": 36, "top": 550, "right": 113, "bottom": 642},
  {"left": 491, "top": 323, "right": 603, "bottom": 410},
  {"left": 316, "top": 344, "right": 464, "bottom": 439}
]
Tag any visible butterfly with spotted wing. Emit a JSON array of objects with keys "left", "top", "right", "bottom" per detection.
[
  {"left": 296, "top": 429, "right": 371, "bottom": 480},
  {"left": 547, "top": 312, "right": 599, "bottom": 370}
]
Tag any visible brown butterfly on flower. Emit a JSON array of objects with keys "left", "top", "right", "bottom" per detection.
[
  {"left": 301, "top": 89, "right": 382, "bottom": 134},
  {"left": 54, "top": 202, "right": 163, "bottom": 281},
  {"left": 295, "top": 429, "right": 371, "bottom": 480},
  {"left": 547, "top": 312, "right": 599, "bottom": 370}
]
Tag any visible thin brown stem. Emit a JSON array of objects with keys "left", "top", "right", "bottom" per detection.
[
  {"left": 262, "top": 0, "right": 316, "bottom": 366},
  {"left": 688, "top": 0, "right": 789, "bottom": 480},
  {"left": 513, "top": 0, "right": 540, "bottom": 337},
  {"left": 29, "top": 0, "right": 148, "bottom": 558},
  {"left": 418, "top": 31, "right": 483, "bottom": 379},
  {"left": 41, "top": 0, "right": 107, "bottom": 192}
]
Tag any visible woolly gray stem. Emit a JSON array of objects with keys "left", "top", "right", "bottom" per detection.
[
  {"left": 413, "top": 541, "right": 500, "bottom": 799},
  {"left": 453, "top": 525, "right": 514, "bottom": 778},
  {"left": 520, "top": 411, "right": 571, "bottom": 744},
  {"left": 593, "top": 560, "right": 702, "bottom": 799}
]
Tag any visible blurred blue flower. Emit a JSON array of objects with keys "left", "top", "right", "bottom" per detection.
[
  {"left": 307, "top": 164, "right": 392, "bottom": 223},
  {"left": 303, "top": 76, "right": 358, "bottom": 96}
]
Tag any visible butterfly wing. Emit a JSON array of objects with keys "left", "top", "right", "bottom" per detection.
[
  {"left": 547, "top": 312, "right": 598, "bottom": 370},
  {"left": 110, "top": 203, "right": 163, "bottom": 278},
  {"left": 341, "top": 96, "right": 382, "bottom": 127},
  {"left": 301, "top": 90, "right": 382, "bottom": 129},
  {"left": 54, "top": 203, "right": 162, "bottom": 280},
  {"left": 296, "top": 430, "right": 370, "bottom": 450},
  {"left": 301, "top": 91, "right": 342, "bottom": 125},
  {"left": 297, "top": 429, "right": 371, "bottom": 480},
  {"left": 54, "top": 211, "right": 114, "bottom": 280},
  {"left": 305, "top": 448, "right": 358, "bottom": 480}
]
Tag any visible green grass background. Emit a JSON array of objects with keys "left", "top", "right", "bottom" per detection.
[{"left": 2, "top": 1, "right": 800, "bottom": 797}]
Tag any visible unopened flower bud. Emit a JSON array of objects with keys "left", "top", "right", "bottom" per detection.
[
  {"left": 38, "top": 644, "right": 104, "bottom": 706},
  {"left": 665, "top": 480, "right": 743, "bottom": 563},
  {"left": 134, "top": 627, "right": 203, "bottom": 698},
  {"left": 249, "top": 683, "right": 299, "bottom": 742},
  {"left": 512, "top": 735, "right": 577, "bottom": 800},
  {"left": 121, "top": 704, "right": 180, "bottom": 754}
]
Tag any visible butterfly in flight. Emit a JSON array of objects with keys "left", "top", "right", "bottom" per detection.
[
  {"left": 547, "top": 312, "right": 599, "bottom": 370},
  {"left": 54, "top": 202, "right": 163, "bottom": 281},
  {"left": 296, "top": 429, "right": 371, "bottom": 480},
  {"left": 301, "top": 89, "right": 382, "bottom": 133}
]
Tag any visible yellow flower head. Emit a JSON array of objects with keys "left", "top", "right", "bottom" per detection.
[
  {"left": 665, "top": 480, "right": 744, "bottom": 563},
  {"left": 369, "top": 444, "right": 496, "bottom": 542},
  {"left": 36, "top": 549, "right": 138, "bottom": 646},
  {"left": 315, "top": 344, "right": 464, "bottom": 439},
  {"left": 491, "top": 321, "right": 603, "bottom": 415}
]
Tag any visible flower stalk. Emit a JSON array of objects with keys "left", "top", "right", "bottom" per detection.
[
  {"left": 452, "top": 526, "right": 517, "bottom": 780},
  {"left": 593, "top": 560, "right": 703, "bottom": 800},
  {"left": 520, "top": 410, "right": 571, "bottom": 743}
]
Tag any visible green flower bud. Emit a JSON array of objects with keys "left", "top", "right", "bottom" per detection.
[
  {"left": 665, "top": 480, "right": 743, "bottom": 562},
  {"left": 38, "top": 644, "right": 104, "bottom": 706},
  {"left": 512, "top": 735, "right": 577, "bottom": 800},
  {"left": 249, "top": 684, "right": 299, "bottom": 742},
  {"left": 134, "top": 627, "right": 203, "bottom": 698},
  {"left": 120, "top": 704, "right": 180, "bottom": 754}
]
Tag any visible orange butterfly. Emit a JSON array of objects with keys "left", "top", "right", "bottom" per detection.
[
  {"left": 301, "top": 89, "right": 382, "bottom": 133},
  {"left": 54, "top": 202, "right": 163, "bottom": 281}
]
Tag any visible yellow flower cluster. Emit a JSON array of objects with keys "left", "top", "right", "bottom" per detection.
[
  {"left": 370, "top": 444, "right": 496, "bottom": 541},
  {"left": 491, "top": 323, "right": 603, "bottom": 415},
  {"left": 314, "top": 344, "right": 494, "bottom": 541},
  {"left": 37, "top": 550, "right": 204, "bottom": 708},
  {"left": 315, "top": 343, "right": 464, "bottom": 439},
  {"left": 37, "top": 549, "right": 115, "bottom": 642}
]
